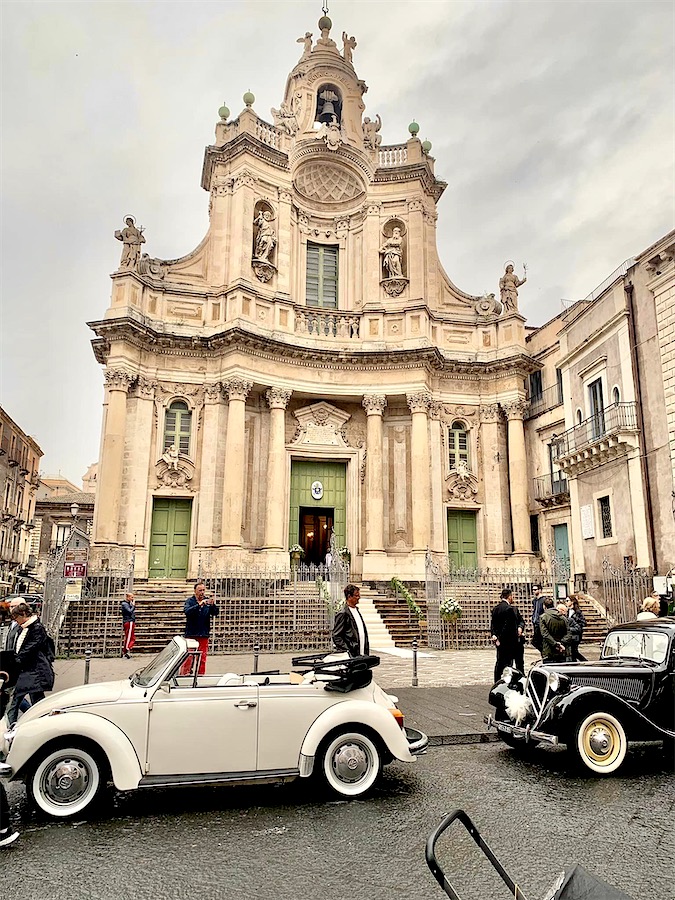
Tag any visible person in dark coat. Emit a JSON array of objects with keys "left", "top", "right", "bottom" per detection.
[
  {"left": 490, "top": 588, "right": 519, "bottom": 682},
  {"left": 180, "top": 583, "right": 219, "bottom": 675},
  {"left": 530, "top": 584, "right": 545, "bottom": 653},
  {"left": 332, "top": 584, "right": 369, "bottom": 657},
  {"left": 6, "top": 602, "right": 55, "bottom": 727},
  {"left": 539, "top": 598, "right": 570, "bottom": 663},
  {"left": 567, "top": 595, "right": 587, "bottom": 661},
  {"left": 513, "top": 602, "right": 526, "bottom": 673}
]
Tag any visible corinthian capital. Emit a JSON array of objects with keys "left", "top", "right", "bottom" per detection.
[
  {"left": 136, "top": 376, "right": 157, "bottom": 398},
  {"left": 204, "top": 382, "right": 224, "bottom": 402},
  {"left": 362, "top": 394, "right": 387, "bottom": 415},
  {"left": 502, "top": 399, "right": 529, "bottom": 420},
  {"left": 266, "top": 387, "right": 292, "bottom": 410},
  {"left": 479, "top": 403, "right": 502, "bottom": 423},
  {"left": 104, "top": 368, "right": 135, "bottom": 392},
  {"left": 223, "top": 377, "right": 253, "bottom": 402},
  {"left": 406, "top": 391, "right": 432, "bottom": 414}
]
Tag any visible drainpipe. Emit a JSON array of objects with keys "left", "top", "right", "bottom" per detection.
[{"left": 624, "top": 282, "right": 658, "bottom": 571}]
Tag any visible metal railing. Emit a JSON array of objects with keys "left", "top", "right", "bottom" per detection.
[
  {"left": 552, "top": 402, "right": 637, "bottom": 458},
  {"left": 533, "top": 472, "right": 569, "bottom": 502},
  {"left": 526, "top": 382, "right": 563, "bottom": 418},
  {"left": 601, "top": 558, "right": 653, "bottom": 625}
]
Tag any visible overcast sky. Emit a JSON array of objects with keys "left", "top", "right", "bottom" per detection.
[{"left": 1, "top": 0, "right": 673, "bottom": 486}]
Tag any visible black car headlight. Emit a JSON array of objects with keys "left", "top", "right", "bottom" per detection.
[
  {"left": 548, "top": 671, "right": 570, "bottom": 695},
  {"left": 502, "top": 666, "right": 523, "bottom": 687}
]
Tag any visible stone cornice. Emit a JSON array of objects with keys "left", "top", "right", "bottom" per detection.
[
  {"left": 88, "top": 317, "right": 537, "bottom": 380},
  {"left": 374, "top": 163, "right": 447, "bottom": 202},
  {"left": 201, "top": 136, "right": 290, "bottom": 190}
]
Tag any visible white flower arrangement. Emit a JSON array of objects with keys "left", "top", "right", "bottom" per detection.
[
  {"left": 289, "top": 544, "right": 305, "bottom": 556},
  {"left": 439, "top": 596, "right": 462, "bottom": 622}
]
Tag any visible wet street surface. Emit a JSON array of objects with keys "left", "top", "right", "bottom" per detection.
[{"left": 1, "top": 741, "right": 672, "bottom": 900}]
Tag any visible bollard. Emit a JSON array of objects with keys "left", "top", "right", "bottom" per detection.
[
  {"left": 83, "top": 649, "right": 92, "bottom": 685},
  {"left": 253, "top": 643, "right": 260, "bottom": 674},
  {"left": 412, "top": 639, "right": 418, "bottom": 687}
]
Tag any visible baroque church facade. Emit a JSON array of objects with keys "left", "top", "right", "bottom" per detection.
[{"left": 88, "top": 15, "right": 539, "bottom": 582}]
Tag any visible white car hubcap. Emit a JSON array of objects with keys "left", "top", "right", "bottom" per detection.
[
  {"left": 332, "top": 742, "right": 370, "bottom": 784},
  {"left": 34, "top": 750, "right": 100, "bottom": 814}
]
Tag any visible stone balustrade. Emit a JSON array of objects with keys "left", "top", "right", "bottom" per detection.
[
  {"left": 295, "top": 309, "right": 361, "bottom": 339},
  {"left": 378, "top": 144, "right": 408, "bottom": 167}
]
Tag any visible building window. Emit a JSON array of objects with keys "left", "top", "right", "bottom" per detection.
[
  {"left": 448, "top": 421, "right": 469, "bottom": 470},
  {"left": 555, "top": 368, "right": 563, "bottom": 404},
  {"left": 530, "top": 514, "right": 541, "bottom": 553},
  {"left": 529, "top": 370, "right": 543, "bottom": 402},
  {"left": 598, "top": 495, "right": 613, "bottom": 539},
  {"left": 612, "top": 386, "right": 620, "bottom": 405},
  {"left": 164, "top": 400, "right": 192, "bottom": 455},
  {"left": 55, "top": 523, "right": 70, "bottom": 548},
  {"left": 306, "top": 243, "right": 338, "bottom": 309}
]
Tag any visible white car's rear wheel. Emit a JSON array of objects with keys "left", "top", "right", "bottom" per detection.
[
  {"left": 575, "top": 711, "right": 627, "bottom": 774},
  {"left": 320, "top": 731, "right": 382, "bottom": 798},
  {"left": 29, "top": 746, "right": 106, "bottom": 818}
]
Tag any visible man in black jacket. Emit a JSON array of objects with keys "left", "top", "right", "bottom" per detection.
[
  {"left": 180, "top": 582, "right": 219, "bottom": 675},
  {"left": 490, "top": 588, "right": 519, "bottom": 682},
  {"left": 332, "top": 584, "right": 369, "bottom": 657}
]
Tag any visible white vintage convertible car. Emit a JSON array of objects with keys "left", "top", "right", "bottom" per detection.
[{"left": 0, "top": 637, "right": 427, "bottom": 819}]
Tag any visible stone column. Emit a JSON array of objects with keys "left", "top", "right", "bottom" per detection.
[
  {"left": 362, "top": 395, "right": 387, "bottom": 552},
  {"left": 364, "top": 203, "right": 382, "bottom": 305},
  {"left": 504, "top": 399, "right": 532, "bottom": 554},
  {"left": 197, "top": 382, "right": 224, "bottom": 549},
  {"left": 221, "top": 377, "right": 253, "bottom": 547},
  {"left": 276, "top": 190, "right": 293, "bottom": 298},
  {"left": 407, "top": 199, "right": 425, "bottom": 298},
  {"left": 480, "top": 403, "right": 509, "bottom": 557},
  {"left": 94, "top": 368, "right": 134, "bottom": 544},
  {"left": 407, "top": 392, "right": 432, "bottom": 551},
  {"left": 428, "top": 401, "right": 445, "bottom": 554},
  {"left": 264, "top": 387, "right": 292, "bottom": 550}
]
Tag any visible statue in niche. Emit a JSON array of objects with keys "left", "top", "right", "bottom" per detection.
[
  {"left": 114, "top": 216, "right": 145, "bottom": 270},
  {"left": 342, "top": 32, "right": 357, "bottom": 63},
  {"left": 162, "top": 443, "right": 180, "bottom": 471},
  {"left": 271, "top": 92, "right": 302, "bottom": 136},
  {"left": 253, "top": 210, "right": 277, "bottom": 262},
  {"left": 380, "top": 226, "right": 404, "bottom": 278},
  {"left": 297, "top": 31, "right": 313, "bottom": 59},
  {"left": 362, "top": 115, "right": 382, "bottom": 150},
  {"left": 499, "top": 262, "right": 527, "bottom": 312}
]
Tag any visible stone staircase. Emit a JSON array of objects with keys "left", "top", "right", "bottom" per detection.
[
  {"left": 355, "top": 588, "right": 397, "bottom": 650},
  {"left": 575, "top": 593, "right": 609, "bottom": 644}
]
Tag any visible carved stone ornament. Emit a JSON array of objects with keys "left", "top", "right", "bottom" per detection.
[
  {"left": 291, "top": 401, "right": 351, "bottom": 447},
  {"left": 479, "top": 404, "right": 502, "bottom": 423},
  {"left": 271, "top": 91, "right": 302, "bottom": 136},
  {"left": 362, "top": 395, "right": 387, "bottom": 415},
  {"left": 406, "top": 392, "right": 432, "bottom": 414},
  {"left": 139, "top": 254, "right": 166, "bottom": 280},
  {"left": 155, "top": 446, "right": 195, "bottom": 491},
  {"left": 294, "top": 161, "right": 364, "bottom": 204},
  {"left": 104, "top": 368, "right": 135, "bottom": 392},
  {"left": 223, "top": 378, "right": 253, "bottom": 402},
  {"left": 446, "top": 460, "right": 479, "bottom": 502},
  {"left": 266, "top": 387, "right": 292, "bottom": 410},
  {"left": 135, "top": 376, "right": 157, "bottom": 399},
  {"left": 252, "top": 260, "right": 277, "bottom": 283},
  {"left": 502, "top": 399, "right": 529, "bottom": 420},
  {"left": 381, "top": 277, "right": 409, "bottom": 297},
  {"left": 442, "top": 404, "right": 478, "bottom": 423},
  {"left": 342, "top": 419, "right": 366, "bottom": 448},
  {"left": 474, "top": 293, "right": 502, "bottom": 318},
  {"left": 204, "top": 382, "right": 223, "bottom": 402}
]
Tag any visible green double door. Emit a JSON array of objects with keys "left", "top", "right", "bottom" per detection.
[
  {"left": 289, "top": 461, "right": 346, "bottom": 564},
  {"left": 149, "top": 499, "right": 192, "bottom": 578},
  {"left": 447, "top": 510, "right": 477, "bottom": 569}
]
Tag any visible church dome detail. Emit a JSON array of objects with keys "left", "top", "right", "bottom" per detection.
[{"left": 293, "top": 159, "right": 365, "bottom": 204}]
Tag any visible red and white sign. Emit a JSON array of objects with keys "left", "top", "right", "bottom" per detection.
[{"left": 64, "top": 562, "right": 87, "bottom": 578}]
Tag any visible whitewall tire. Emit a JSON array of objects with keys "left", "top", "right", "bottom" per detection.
[
  {"left": 320, "top": 731, "right": 382, "bottom": 798},
  {"left": 575, "top": 711, "right": 627, "bottom": 774},
  {"left": 29, "top": 746, "right": 105, "bottom": 818}
]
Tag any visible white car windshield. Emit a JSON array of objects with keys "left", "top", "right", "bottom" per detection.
[
  {"left": 602, "top": 631, "right": 668, "bottom": 664},
  {"left": 134, "top": 640, "right": 184, "bottom": 687}
]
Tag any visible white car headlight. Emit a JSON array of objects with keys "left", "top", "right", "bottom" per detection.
[
  {"left": 502, "top": 666, "right": 514, "bottom": 685},
  {"left": 549, "top": 672, "right": 560, "bottom": 691}
]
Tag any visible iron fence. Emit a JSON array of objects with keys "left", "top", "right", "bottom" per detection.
[
  {"left": 551, "top": 402, "right": 637, "bottom": 458},
  {"left": 601, "top": 558, "right": 654, "bottom": 625}
]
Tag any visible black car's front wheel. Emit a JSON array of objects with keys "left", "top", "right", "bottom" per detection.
[
  {"left": 318, "top": 730, "right": 382, "bottom": 798},
  {"left": 574, "top": 711, "right": 627, "bottom": 774},
  {"left": 27, "top": 745, "right": 109, "bottom": 818}
]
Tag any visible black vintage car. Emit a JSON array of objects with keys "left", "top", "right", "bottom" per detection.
[{"left": 485, "top": 617, "right": 675, "bottom": 774}]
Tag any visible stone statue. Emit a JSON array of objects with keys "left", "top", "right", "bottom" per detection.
[
  {"left": 162, "top": 443, "right": 180, "bottom": 470},
  {"left": 114, "top": 217, "right": 145, "bottom": 270},
  {"left": 316, "top": 114, "right": 342, "bottom": 151},
  {"left": 271, "top": 92, "right": 301, "bottom": 136},
  {"left": 253, "top": 210, "right": 277, "bottom": 262},
  {"left": 380, "top": 226, "right": 404, "bottom": 278},
  {"left": 362, "top": 115, "right": 382, "bottom": 150},
  {"left": 499, "top": 262, "right": 527, "bottom": 312},
  {"left": 342, "top": 32, "right": 357, "bottom": 63},
  {"left": 297, "top": 31, "right": 313, "bottom": 59}
]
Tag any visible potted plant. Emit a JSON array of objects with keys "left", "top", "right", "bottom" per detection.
[
  {"left": 338, "top": 546, "right": 351, "bottom": 566},
  {"left": 439, "top": 596, "right": 462, "bottom": 624},
  {"left": 289, "top": 544, "right": 305, "bottom": 567}
]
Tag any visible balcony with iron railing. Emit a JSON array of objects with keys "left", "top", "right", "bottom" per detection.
[
  {"left": 551, "top": 402, "right": 639, "bottom": 475},
  {"left": 526, "top": 382, "right": 563, "bottom": 418},
  {"left": 533, "top": 473, "right": 570, "bottom": 507}
]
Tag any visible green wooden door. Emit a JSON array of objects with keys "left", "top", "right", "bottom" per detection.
[
  {"left": 148, "top": 498, "right": 192, "bottom": 578},
  {"left": 289, "top": 461, "right": 346, "bottom": 551},
  {"left": 447, "top": 510, "right": 478, "bottom": 569}
]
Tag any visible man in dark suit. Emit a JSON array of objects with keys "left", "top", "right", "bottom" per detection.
[
  {"left": 490, "top": 587, "right": 519, "bottom": 682},
  {"left": 332, "top": 584, "right": 369, "bottom": 657}
]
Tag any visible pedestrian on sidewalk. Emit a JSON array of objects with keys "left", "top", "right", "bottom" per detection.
[
  {"left": 539, "top": 598, "right": 570, "bottom": 663},
  {"left": 530, "top": 584, "right": 545, "bottom": 653},
  {"left": 5, "top": 602, "right": 55, "bottom": 727},
  {"left": 120, "top": 592, "right": 136, "bottom": 659},
  {"left": 181, "top": 582, "right": 219, "bottom": 675},
  {"left": 0, "top": 781, "right": 19, "bottom": 847},
  {"left": 566, "top": 595, "right": 587, "bottom": 661},
  {"left": 332, "top": 584, "right": 369, "bottom": 657},
  {"left": 490, "top": 587, "right": 518, "bottom": 682}
]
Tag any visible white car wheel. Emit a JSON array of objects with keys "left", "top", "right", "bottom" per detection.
[
  {"left": 575, "top": 711, "right": 627, "bottom": 774},
  {"left": 30, "top": 747, "right": 104, "bottom": 818},
  {"left": 320, "top": 731, "right": 382, "bottom": 798}
]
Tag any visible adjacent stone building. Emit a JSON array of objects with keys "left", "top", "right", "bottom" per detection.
[{"left": 88, "top": 15, "right": 540, "bottom": 582}]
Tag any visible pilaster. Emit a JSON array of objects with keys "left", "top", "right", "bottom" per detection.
[
  {"left": 407, "top": 391, "right": 432, "bottom": 552},
  {"left": 94, "top": 368, "right": 135, "bottom": 544},
  {"left": 197, "top": 382, "right": 225, "bottom": 548},
  {"left": 503, "top": 399, "right": 532, "bottom": 555},
  {"left": 363, "top": 394, "right": 387, "bottom": 555},
  {"left": 264, "top": 387, "right": 292, "bottom": 550},
  {"left": 221, "top": 377, "right": 253, "bottom": 547}
]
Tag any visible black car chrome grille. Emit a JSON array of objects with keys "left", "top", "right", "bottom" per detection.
[
  {"left": 572, "top": 676, "right": 646, "bottom": 702},
  {"left": 526, "top": 668, "right": 550, "bottom": 718}
]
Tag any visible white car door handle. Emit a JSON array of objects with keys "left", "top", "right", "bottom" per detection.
[{"left": 234, "top": 700, "right": 257, "bottom": 709}]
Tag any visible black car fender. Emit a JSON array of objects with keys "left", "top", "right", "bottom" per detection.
[{"left": 553, "top": 686, "right": 670, "bottom": 743}]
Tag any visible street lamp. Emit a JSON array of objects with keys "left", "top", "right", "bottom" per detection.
[{"left": 70, "top": 502, "right": 79, "bottom": 536}]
